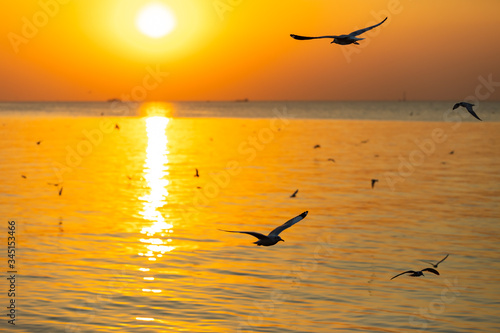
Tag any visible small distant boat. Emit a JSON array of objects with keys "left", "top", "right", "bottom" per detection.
[{"left": 107, "top": 98, "right": 122, "bottom": 103}]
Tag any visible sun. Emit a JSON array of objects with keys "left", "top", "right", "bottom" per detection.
[{"left": 136, "top": 3, "right": 176, "bottom": 39}]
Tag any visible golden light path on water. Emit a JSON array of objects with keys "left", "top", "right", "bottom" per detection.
[{"left": 136, "top": 115, "right": 174, "bottom": 323}]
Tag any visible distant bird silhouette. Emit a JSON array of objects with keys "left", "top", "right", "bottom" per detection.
[
  {"left": 194, "top": 168, "right": 200, "bottom": 177},
  {"left": 361, "top": 139, "right": 369, "bottom": 144},
  {"left": 219, "top": 211, "right": 308, "bottom": 246},
  {"left": 371, "top": 179, "right": 379, "bottom": 189},
  {"left": 391, "top": 268, "right": 439, "bottom": 280},
  {"left": 327, "top": 158, "right": 335, "bottom": 163},
  {"left": 453, "top": 102, "right": 482, "bottom": 121},
  {"left": 290, "top": 189, "right": 299, "bottom": 198},
  {"left": 449, "top": 150, "right": 454, "bottom": 155},
  {"left": 58, "top": 187, "right": 63, "bottom": 196},
  {"left": 419, "top": 254, "right": 449, "bottom": 268},
  {"left": 291, "top": 17, "right": 387, "bottom": 45},
  {"left": 47, "top": 182, "right": 60, "bottom": 187},
  {"left": 313, "top": 145, "right": 321, "bottom": 149},
  {"left": 115, "top": 123, "right": 120, "bottom": 130},
  {"left": 36, "top": 140, "right": 42, "bottom": 145},
  {"left": 21, "top": 175, "right": 27, "bottom": 179},
  {"left": 58, "top": 217, "right": 64, "bottom": 232}
]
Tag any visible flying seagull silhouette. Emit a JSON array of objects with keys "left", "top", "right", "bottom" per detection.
[
  {"left": 391, "top": 267, "right": 440, "bottom": 280},
  {"left": 371, "top": 179, "right": 379, "bottom": 189},
  {"left": 313, "top": 144, "right": 321, "bottom": 149},
  {"left": 291, "top": 17, "right": 387, "bottom": 45},
  {"left": 219, "top": 211, "right": 308, "bottom": 246},
  {"left": 58, "top": 187, "right": 63, "bottom": 196},
  {"left": 453, "top": 102, "right": 482, "bottom": 121},
  {"left": 419, "top": 254, "right": 449, "bottom": 268},
  {"left": 327, "top": 158, "right": 335, "bottom": 163},
  {"left": 194, "top": 168, "right": 199, "bottom": 177},
  {"left": 290, "top": 189, "right": 299, "bottom": 198}
]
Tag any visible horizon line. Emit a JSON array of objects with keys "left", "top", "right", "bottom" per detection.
[{"left": 1, "top": 99, "right": 499, "bottom": 103}]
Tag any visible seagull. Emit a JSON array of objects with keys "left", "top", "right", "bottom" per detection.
[
  {"left": 291, "top": 17, "right": 387, "bottom": 45},
  {"left": 390, "top": 267, "right": 440, "bottom": 280},
  {"left": 371, "top": 179, "right": 379, "bottom": 189},
  {"left": 453, "top": 102, "right": 482, "bottom": 121},
  {"left": 449, "top": 150, "right": 454, "bottom": 155},
  {"left": 290, "top": 189, "right": 299, "bottom": 198},
  {"left": 21, "top": 175, "right": 27, "bottom": 179},
  {"left": 58, "top": 187, "right": 63, "bottom": 196},
  {"left": 194, "top": 168, "right": 200, "bottom": 177},
  {"left": 219, "top": 211, "right": 308, "bottom": 246},
  {"left": 115, "top": 123, "right": 120, "bottom": 130},
  {"left": 327, "top": 158, "right": 335, "bottom": 163},
  {"left": 36, "top": 140, "right": 42, "bottom": 145},
  {"left": 313, "top": 144, "right": 321, "bottom": 149},
  {"left": 419, "top": 254, "right": 449, "bottom": 268},
  {"left": 47, "top": 182, "right": 60, "bottom": 186}
]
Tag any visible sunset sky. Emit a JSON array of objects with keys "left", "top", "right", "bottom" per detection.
[{"left": 1, "top": 0, "right": 500, "bottom": 102}]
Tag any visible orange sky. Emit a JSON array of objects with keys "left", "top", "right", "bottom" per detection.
[{"left": 1, "top": 0, "right": 500, "bottom": 102}]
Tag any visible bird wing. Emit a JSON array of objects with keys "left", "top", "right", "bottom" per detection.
[
  {"left": 349, "top": 17, "right": 387, "bottom": 37},
  {"left": 419, "top": 260, "right": 435, "bottom": 267},
  {"left": 390, "top": 270, "right": 414, "bottom": 280},
  {"left": 290, "top": 34, "right": 339, "bottom": 40},
  {"left": 218, "top": 229, "right": 268, "bottom": 240},
  {"left": 436, "top": 254, "right": 449, "bottom": 266},
  {"left": 269, "top": 211, "right": 308, "bottom": 237},
  {"left": 464, "top": 104, "right": 482, "bottom": 121},
  {"left": 422, "top": 268, "right": 440, "bottom": 275}
]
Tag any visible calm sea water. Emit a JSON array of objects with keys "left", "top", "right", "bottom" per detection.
[{"left": 0, "top": 102, "right": 499, "bottom": 333}]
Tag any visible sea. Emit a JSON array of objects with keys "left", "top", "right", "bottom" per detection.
[{"left": 0, "top": 101, "right": 499, "bottom": 333}]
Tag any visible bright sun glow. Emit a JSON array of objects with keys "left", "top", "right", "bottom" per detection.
[{"left": 136, "top": 3, "right": 176, "bottom": 38}]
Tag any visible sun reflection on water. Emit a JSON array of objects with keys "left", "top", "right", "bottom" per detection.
[
  {"left": 139, "top": 116, "right": 174, "bottom": 246},
  {"left": 137, "top": 114, "right": 174, "bottom": 308}
]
